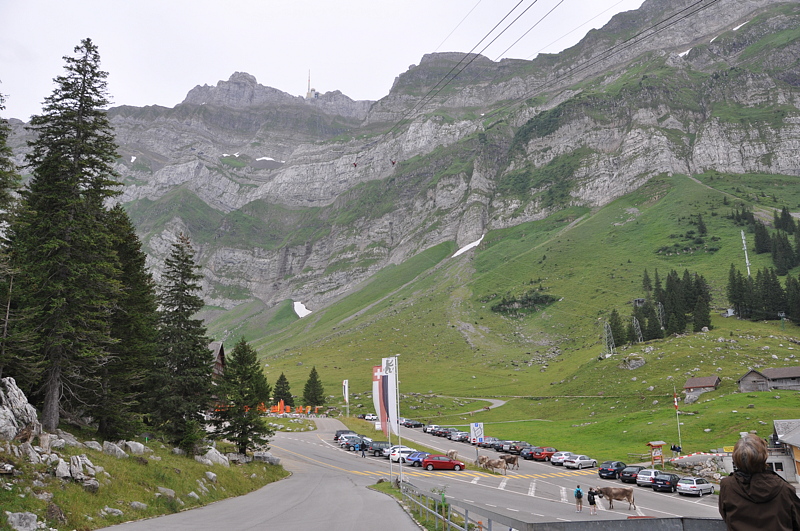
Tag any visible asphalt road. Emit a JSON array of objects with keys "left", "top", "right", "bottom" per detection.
[{"left": 103, "top": 418, "right": 722, "bottom": 529}]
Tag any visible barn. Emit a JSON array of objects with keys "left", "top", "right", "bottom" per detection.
[
  {"left": 683, "top": 376, "right": 721, "bottom": 393},
  {"left": 209, "top": 341, "right": 226, "bottom": 378},
  {"left": 737, "top": 366, "right": 800, "bottom": 392}
]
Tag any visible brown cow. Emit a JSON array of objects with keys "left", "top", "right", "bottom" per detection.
[
  {"left": 485, "top": 458, "right": 507, "bottom": 475},
  {"left": 476, "top": 455, "right": 489, "bottom": 468},
  {"left": 595, "top": 486, "right": 636, "bottom": 510},
  {"left": 446, "top": 449, "right": 458, "bottom": 461},
  {"left": 500, "top": 454, "right": 519, "bottom": 470}
]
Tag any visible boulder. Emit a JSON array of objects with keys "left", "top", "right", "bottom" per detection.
[
  {"left": 19, "top": 442, "right": 40, "bottom": 464},
  {"left": 82, "top": 478, "right": 100, "bottom": 493},
  {"left": 203, "top": 448, "right": 229, "bottom": 467},
  {"left": 194, "top": 456, "right": 213, "bottom": 466},
  {"left": 54, "top": 459, "right": 71, "bottom": 479},
  {"left": 253, "top": 451, "right": 280, "bottom": 465},
  {"left": 129, "top": 502, "right": 148, "bottom": 511},
  {"left": 205, "top": 471, "right": 217, "bottom": 483},
  {"left": 102, "top": 441, "right": 128, "bottom": 459},
  {"left": 101, "top": 507, "right": 123, "bottom": 517},
  {"left": 69, "top": 455, "right": 86, "bottom": 480},
  {"left": 84, "top": 441, "right": 102, "bottom": 452},
  {"left": 4, "top": 511, "right": 38, "bottom": 531},
  {"left": 187, "top": 491, "right": 200, "bottom": 501},
  {"left": 55, "top": 429, "right": 83, "bottom": 447},
  {"left": 156, "top": 486, "right": 175, "bottom": 499},
  {"left": 124, "top": 441, "right": 145, "bottom": 455},
  {"left": 0, "top": 378, "right": 42, "bottom": 442}
]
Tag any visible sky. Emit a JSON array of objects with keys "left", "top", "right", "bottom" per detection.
[{"left": 0, "top": 0, "right": 644, "bottom": 121}]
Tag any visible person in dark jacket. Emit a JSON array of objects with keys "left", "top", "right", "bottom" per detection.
[{"left": 719, "top": 433, "right": 800, "bottom": 530}]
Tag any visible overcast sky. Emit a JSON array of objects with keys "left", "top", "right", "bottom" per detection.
[{"left": 1, "top": 0, "right": 644, "bottom": 121}]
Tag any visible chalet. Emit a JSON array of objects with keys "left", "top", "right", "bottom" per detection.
[
  {"left": 772, "top": 419, "right": 800, "bottom": 482},
  {"left": 737, "top": 366, "right": 800, "bottom": 392},
  {"left": 209, "top": 341, "right": 226, "bottom": 378},
  {"left": 683, "top": 376, "right": 721, "bottom": 393}
]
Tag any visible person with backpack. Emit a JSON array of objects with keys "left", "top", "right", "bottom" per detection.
[
  {"left": 587, "top": 487, "right": 597, "bottom": 515},
  {"left": 574, "top": 484, "right": 584, "bottom": 512}
]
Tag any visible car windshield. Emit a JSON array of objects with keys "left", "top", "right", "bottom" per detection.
[{"left": 678, "top": 479, "right": 693, "bottom": 484}]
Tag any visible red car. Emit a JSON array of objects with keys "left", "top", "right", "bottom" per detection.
[
  {"left": 532, "top": 447, "right": 558, "bottom": 461},
  {"left": 421, "top": 455, "right": 466, "bottom": 471}
]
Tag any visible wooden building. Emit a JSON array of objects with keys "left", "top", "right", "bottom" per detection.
[
  {"left": 737, "top": 366, "right": 800, "bottom": 392},
  {"left": 209, "top": 341, "right": 226, "bottom": 378},
  {"left": 683, "top": 376, "right": 721, "bottom": 393}
]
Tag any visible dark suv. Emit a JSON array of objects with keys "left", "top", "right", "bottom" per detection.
[
  {"left": 367, "top": 441, "right": 391, "bottom": 457},
  {"left": 619, "top": 465, "right": 646, "bottom": 484},
  {"left": 508, "top": 442, "right": 531, "bottom": 454},
  {"left": 652, "top": 472, "right": 681, "bottom": 492}
]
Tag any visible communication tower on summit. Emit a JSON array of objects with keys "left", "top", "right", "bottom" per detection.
[{"left": 306, "top": 70, "right": 318, "bottom": 99}]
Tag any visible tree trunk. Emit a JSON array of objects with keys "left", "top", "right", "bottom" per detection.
[{"left": 41, "top": 363, "right": 61, "bottom": 432}]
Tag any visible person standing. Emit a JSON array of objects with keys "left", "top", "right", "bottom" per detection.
[
  {"left": 719, "top": 433, "right": 800, "bottom": 530},
  {"left": 587, "top": 488, "right": 597, "bottom": 515},
  {"left": 574, "top": 485, "right": 583, "bottom": 512},
  {"left": 354, "top": 442, "right": 360, "bottom": 455},
  {"left": 361, "top": 441, "right": 366, "bottom": 458}
]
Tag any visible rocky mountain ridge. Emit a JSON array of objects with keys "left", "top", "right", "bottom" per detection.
[{"left": 7, "top": 0, "right": 799, "bottom": 329}]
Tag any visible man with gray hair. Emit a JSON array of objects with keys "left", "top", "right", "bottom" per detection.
[{"left": 718, "top": 433, "right": 800, "bottom": 530}]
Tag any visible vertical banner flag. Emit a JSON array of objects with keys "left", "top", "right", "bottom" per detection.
[
  {"left": 674, "top": 392, "right": 679, "bottom": 410},
  {"left": 372, "top": 366, "right": 385, "bottom": 434},
  {"left": 343, "top": 379, "right": 349, "bottom": 405},
  {"left": 381, "top": 357, "right": 399, "bottom": 436}
]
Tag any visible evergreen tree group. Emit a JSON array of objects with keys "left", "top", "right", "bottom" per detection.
[
  {"left": 727, "top": 265, "right": 800, "bottom": 322},
  {"left": 731, "top": 205, "right": 800, "bottom": 275},
  {"left": 607, "top": 268, "right": 712, "bottom": 346},
  {"left": 0, "top": 40, "right": 273, "bottom": 452}
]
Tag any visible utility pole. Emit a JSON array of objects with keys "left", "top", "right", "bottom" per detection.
[
  {"left": 603, "top": 322, "right": 616, "bottom": 357},
  {"left": 632, "top": 316, "right": 644, "bottom": 343},
  {"left": 741, "top": 230, "right": 751, "bottom": 277}
]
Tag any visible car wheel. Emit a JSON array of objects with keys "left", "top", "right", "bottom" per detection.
[
  {"left": 454, "top": 465, "right": 461, "bottom": 471},
  {"left": 578, "top": 463, "right": 583, "bottom": 469},
  {"left": 400, "top": 458, "right": 405, "bottom": 463},
  {"left": 426, "top": 464, "right": 434, "bottom": 471},
  {"left": 592, "top": 461, "right": 597, "bottom": 468},
  {"left": 672, "top": 486, "right": 677, "bottom": 493}
]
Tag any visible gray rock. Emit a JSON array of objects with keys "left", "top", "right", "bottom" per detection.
[
  {"left": 102, "top": 441, "right": 128, "bottom": 459},
  {"left": 187, "top": 491, "right": 200, "bottom": 501},
  {"left": 69, "top": 455, "right": 85, "bottom": 480},
  {"left": 101, "top": 506, "right": 123, "bottom": 517},
  {"left": 194, "top": 456, "right": 213, "bottom": 466},
  {"left": 205, "top": 471, "right": 217, "bottom": 483},
  {"left": 157, "top": 486, "right": 175, "bottom": 499},
  {"left": 203, "top": 448, "right": 229, "bottom": 467},
  {"left": 4, "top": 511, "right": 38, "bottom": 531},
  {"left": 124, "top": 441, "right": 145, "bottom": 455},
  {"left": 82, "top": 479, "right": 100, "bottom": 493},
  {"left": 19, "top": 443, "right": 40, "bottom": 464},
  {"left": 129, "top": 501, "right": 148, "bottom": 510},
  {"left": 54, "top": 459, "right": 71, "bottom": 479},
  {"left": 253, "top": 451, "right": 280, "bottom": 465},
  {"left": 172, "top": 447, "right": 186, "bottom": 455},
  {"left": 0, "top": 378, "right": 42, "bottom": 442},
  {"left": 55, "top": 429, "right": 83, "bottom": 448},
  {"left": 84, "top": 441, "right": 103, "bottom": 451},
  {"left": 50, "top": 439, "right": 65, "bottom": 450}
]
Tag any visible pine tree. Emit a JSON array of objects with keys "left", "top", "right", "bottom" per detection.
[
  {"left": 607, "top": 309, "right": 627, "bottom": 346},
  {"left": 753, "top": 221, "right": 771, "bottom": 254},
  {"left": 692, "top": 296, "right": 712, "bottom": 332},
  {"left": 0, "top": 93, "right": 22, "bottom": 381},
  {"left": 641, "top": 269, "right": 652, "bottom": 296},
  {"left": 9, "top": 39, "right": 122, "bottom": 432},
  {"left": 91, "top": 205, "right": 159, "bottom": 439},
  {"left": 302, "top": 366, "right": 325, "bottom": 408},
  {"left": 273, "top": 372, "right": 294, "bottom": 407},
  {"left": 697, "top": 214, "right": 707, "bottom": 236},
  {"left": 150, "top": 234, "right": 213, "bottom": 452},
  {"left": 210, "top": 338, "right": 273, "bottom": 454}
]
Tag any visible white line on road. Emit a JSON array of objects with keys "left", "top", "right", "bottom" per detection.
[
  {"left": 499, "top": 478, "right": 508, "bottom": 490},
  {"left": 560, "top": 486, "right": 568, "bottom": 503},
  {"left": 471, "top": 477, "right": 479, "bottom": 484},
  {"left": 528, "top": 481, "right": 536, "bottom": 497}
]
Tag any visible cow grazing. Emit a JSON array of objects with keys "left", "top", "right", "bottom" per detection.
[
  {"left": 485, "top": 458, "right": 508, "bottom": 475},
  {"left": 446, "top": 450, "right": 458, "bottom": 461},
  {"left": 500, "top": 454, "right": 519, "bottom": 470},
  {"left": 595, "top": 486, "right": 636, "bottom": 510}
]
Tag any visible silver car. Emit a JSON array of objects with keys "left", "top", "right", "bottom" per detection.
[
  {"left": 635, "top": 469, "right": 659, "bottom": 487},
  {"left": 676, "top": 477, "right": 715, "bottom": 496},
  {"left": 563, "top": 455, "right": 597, "bottom": 469},
  {"left": 550, "top": 451, "right": 575, "bottom": 465}
]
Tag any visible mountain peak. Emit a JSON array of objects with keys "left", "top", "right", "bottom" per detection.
[{"left": 182, "top": 72, "right": 297, "bottom": 108}]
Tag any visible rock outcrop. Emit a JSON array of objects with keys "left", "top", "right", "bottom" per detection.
[{"left": 0, "top": 378, "right": 41, "bottom": 442}]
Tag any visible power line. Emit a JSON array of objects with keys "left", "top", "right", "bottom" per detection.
[{"left": 434, "top": 0, "right": 484, "bottom": 53}]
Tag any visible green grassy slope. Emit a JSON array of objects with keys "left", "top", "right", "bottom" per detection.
[{"left": 220, "top": 171, "right": 800, "bottom": 456}]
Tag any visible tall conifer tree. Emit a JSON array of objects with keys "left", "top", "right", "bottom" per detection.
[
  {"left": 272, "top": 372, "right": 294, "bottom": 407},
  {"left": 302, "top": 366, "right": 325, "bottom": 408},
  {"left": 10, "top": 39, "right": 122, "bottom": 431},
  {"left": 210, "top": 338, "right": 273, "bottom": 454}
]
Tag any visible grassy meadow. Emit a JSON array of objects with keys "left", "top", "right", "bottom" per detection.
[{"left": 214, "top": 172, "right": 800, "bottom": 461}]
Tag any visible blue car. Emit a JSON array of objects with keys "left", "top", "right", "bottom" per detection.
[{"left": 405, "top": 451, "right": 431, "bottom": 467}]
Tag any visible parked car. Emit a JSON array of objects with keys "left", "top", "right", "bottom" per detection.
[
  {"left": 563, "top": 455, "right": 597, "bottom": 469},
  {"left": 339, "top": 434, "right": 362, "bottom": 447},
  {"left": 520, "top": 447, "right": 541, "bottom": 460},
  {"left": 550, "top": 451, "right": 575, "bottom": 465},
  {"left": 423, "top": 424, "right": 440, "bottom": 434},
  {"left": 334, "top": 429, "right": 355, "bottom": 441},
  {"left": 635, "top": 469, "right": 659, "bottom": 487},
  {"left": 598, "top": 461, "right": 627, "bottom": 479},
  {"left": 403, "top": 419, "right": 423, "bottom": 428},
  {"left": 677, "top": 477, "right": 715, "bottom": 496},
  {"left": 389, "top": 447, "right": 417, "bottom": 463},
  {"left": 364, "top": 413, "right": 378, "bottom": 421},
  {"left": 501, "top": 441, "right": 526, "bottom": 453},
  {"left": 652, "top": 473, "right": 681, "bottom": 492},
  {"left": 508, "top": 441, "right": 531, "bottom": 454},
  {"left": 531, "top": 447, "right": 558, "bottom": 461},
  {"left": 343, "top": 436, "right": 372, "bottom": 451},
  {"left": 477, "top": 437, "right": 499, "bottom": 448},
  {"left": 406, "top": 451, "right": 431, "bottom": 467},
  {"left": 491, "top": 440, "right": 510, "bottom": 452},
  {"left": 367, "top": 441, "right": 391, "bottom": 457},
  {"left": 449, "top": 431, "right": 469, "bottom": 441},
  {"left": 383, "top": 445, "right": 414, "bottom": 458},
  {"left": 619, "top": 466, "right": 646, "bottom": 484},
  {"left": 422, "top": 455, "right": 466, "bottom": 471},
  {"left": 440, "top": 428, "right": 458, "bottom": 438}
]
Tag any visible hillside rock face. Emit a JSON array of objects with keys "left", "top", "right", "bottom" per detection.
[
  {"left": 7, "top": 0, "right": 799, "bottom": 324},
  {"left": 0, "top": 378, "right": 42, "bottom": 441}
]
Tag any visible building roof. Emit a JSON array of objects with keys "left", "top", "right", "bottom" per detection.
[
  {"left": 774, "top": 419, "right": 800, "bottom": 447},
  {"left": 760, "top": 366, "right": 800, "bottom": 379},
  {"left": 683, "top": 376, "right": 721, "bottom": 389}
]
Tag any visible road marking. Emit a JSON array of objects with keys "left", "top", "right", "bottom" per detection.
[
  {"left": 498, "top": 478, "right": 508, "bottom": 490},
  {"left": 471, "top": 477, "right": 479, "bottom": 484},
  {"left": 528, "top": 481, "right": 536, "bottom": 497},
  {"left": 560, "top": 486, "right": 568, "bottom": 503},
  {"left": 507, "top": 508, "right": 519, "bottom": 512}
]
